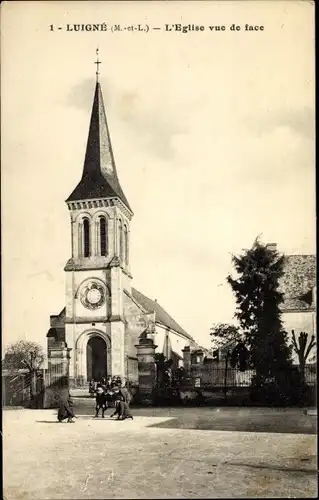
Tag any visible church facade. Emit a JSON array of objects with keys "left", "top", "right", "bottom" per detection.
[{"left": 47, "top": 76, "right": 195, "bottom": 386}]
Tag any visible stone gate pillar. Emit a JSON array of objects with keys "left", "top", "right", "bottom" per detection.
[
  {"left": 182, "top": 345, "right": 191, "bottom": 370},
  {"left": 135, "top": 333, "right": 157, "bottom": 405},
  {"left": 44, "top": 341, "right": 72, "bottom": 408}
]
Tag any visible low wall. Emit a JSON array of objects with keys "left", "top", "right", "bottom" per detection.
[
  {"left": 178, "top": 387, "right": 251, "bottom": 406},
  {"left": 159, "top": 385, "right": 317, "bottom": 407}
]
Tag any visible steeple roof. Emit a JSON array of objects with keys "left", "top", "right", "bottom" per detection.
[{"left": 66, "top": 82, "right": 132, "bottom": 212}]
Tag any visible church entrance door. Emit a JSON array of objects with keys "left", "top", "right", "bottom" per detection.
[{"left": 87, "top": 336, "right": 107, "bottom": 382}]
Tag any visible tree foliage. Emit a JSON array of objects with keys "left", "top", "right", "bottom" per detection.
[
  {"left": 210, "top": 323, "right": 242, "bottom": 348},
  {"left": 3, "top": 340, "right": 45, "bottom": 372},
  {"left": 230, "top": 341, "right": 250, "bottom": 371},
  {"left": 227, "top": 239, "right": 292, "bottom": 381},
  {"left": 155, "top": 353, "right": 173, "bottom": 388},
  {"left": 210, "top": 323, "right": 249, "bottom": 371}
]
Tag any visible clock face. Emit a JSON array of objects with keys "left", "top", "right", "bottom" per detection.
[
  {"left": 80, "top": 281, "right": 105, "bottom": 310},
  {"left": 87, "top": 288, "right": 102, "bottom": 305}
]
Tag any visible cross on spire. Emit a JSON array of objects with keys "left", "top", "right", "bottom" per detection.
[
  {"left": 66, "top": 68, "right": 133, "bottom": 213},
  {"left": 95, "top": 48, "right": 101, "bottom": 82}
]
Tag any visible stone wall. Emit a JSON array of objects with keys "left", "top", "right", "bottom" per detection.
[{"left": 126, "top": 356, "right": 138, "bottom": 385}]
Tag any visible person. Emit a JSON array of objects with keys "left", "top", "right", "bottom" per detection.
[
  {"left": 119, "top": 383, "right": 132, "bottom": 406},
  {"left": 57, "top": 394, "right": 76, "bottom": 423},
  {"left": 106, "top": 376, "right": 112, "bottom": 389},
  {"left": 89, "top": 379, "right": 96, "bottom": 397},
  {"left": 95, "top": 386, "right": 108, "bottom": 418},
  {"left": 110, "top": 399, "right": 133, "bottom": 420},
  {"left": 164, "top": 365, "right": 173, "bottom": 387},
  {"left": 111, "top": 376, "right": 118, "bottom": 389},
  {"left": 112, "top": 386, "right": 125, "bottom": 404}
]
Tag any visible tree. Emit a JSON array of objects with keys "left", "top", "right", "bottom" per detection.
[
  {"left": 154, "top": 353, "right": 174, "bottom": 388},
  {"left": 210, "top": 323, "right": 249, "bottom": 371},
  {"left": 3, "top": 340, "right": 45, "bottom": 403},
  {"left": 210, "top": 323, "right": 242, "bottom": 349},
  {"left": 227, "top": 239, "right": 292, "bottom": 388},
  {"left": 3, "top": 340, "right": 44, "bottom": 370},
  {"left": 291, "top": 331, "right": 316, "bottom": 386},
  {"left": 230, "top": 341, "right": 250, "bottom": 371},
  {"left": 155, "top": 353, "right": 167, "bottom": 388}
]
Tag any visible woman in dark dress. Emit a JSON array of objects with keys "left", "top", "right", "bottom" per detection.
[{"left": 57, "top": 394, "right": 76, "bottom": 423}]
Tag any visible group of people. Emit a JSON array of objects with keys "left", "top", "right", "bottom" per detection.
[
  {"left": 89, "top": 376, "right": 122, "bottom": 395},
  {"left": 94, "top": 384, "right": 133, "bottom": 421},
  {"left": 57, "top": 377, "right": 133, "bottom": 423}
]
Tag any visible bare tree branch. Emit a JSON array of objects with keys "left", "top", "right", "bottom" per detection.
[{"left": 304, "top": 335, "right": 316, "bottom": 362}]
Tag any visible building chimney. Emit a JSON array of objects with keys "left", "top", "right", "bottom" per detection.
[{"left": 266, "top": 243, "right": 277, "bottom": 252}]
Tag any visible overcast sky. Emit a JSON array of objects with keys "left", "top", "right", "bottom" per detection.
[{"left": 2, "top": 1, "right": 315, "bottom": 351}]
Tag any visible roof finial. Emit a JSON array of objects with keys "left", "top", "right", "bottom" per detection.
[{"left": 95, "top": 47, "right": 101, "bottom": 82}]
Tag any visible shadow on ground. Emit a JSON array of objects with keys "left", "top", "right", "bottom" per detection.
[
  {"left": 36, "top": 420, "right": 61, "bottom": 424},
  {"left": 71, "top": 404, "right": 318, "bottom": 434},
  {"left": 147, "top": 413, "right": 317, "bottom": 434}
]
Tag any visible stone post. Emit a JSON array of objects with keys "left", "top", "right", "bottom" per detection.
[
  {"left": 44, "top": 342, "right": 72, "bottom": 408},
  {"left": 197, "top": 350, "right": 204, "bottom": 364},
  {"left": 135, "top": 334, "right": 157, "bottom": 405},
  {"left": 182, "top": 345, "right": 191, "bottom": 370}
]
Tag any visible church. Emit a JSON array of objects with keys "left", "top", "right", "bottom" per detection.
[{"left": 46, "top": 62, "right": 196, "bottom": 387}]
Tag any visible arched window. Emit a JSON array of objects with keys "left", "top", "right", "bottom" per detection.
[
  {"left": 124, "top": 225, "right": 129, "bottom": 265},
  {"left": 83, "top": 218, "right": 90, "bottom": 257},
  {"left": 99, "top": 216, "right": 108, "bottom": 256},
  {"left": 119, "top": 220, "right": 124, "bottom": 261}
]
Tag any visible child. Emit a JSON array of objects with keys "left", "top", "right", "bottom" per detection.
[
  {"left": 110, "top": 400, "right": 133, "bottom": 420},
  {"left": 89, "top": 378, "right": 96, "bottom": 397},
  {"left": 94, "top": 386, "right": 108, "bottom": 418},
  {"left": 106, "top": 375, "right": 112, "bottom": 389}
]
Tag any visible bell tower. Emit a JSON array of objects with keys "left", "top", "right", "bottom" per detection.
[{"left": 64, "top": 51, "right": 133, "bottom": 385}]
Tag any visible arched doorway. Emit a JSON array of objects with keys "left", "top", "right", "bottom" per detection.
[{"left": 86, "top": 336, "right": 107, "bottom": 381}]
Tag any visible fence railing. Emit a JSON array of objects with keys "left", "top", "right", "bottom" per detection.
[{"left": 170, "top": 364, "right": 317, "bottom": 389}]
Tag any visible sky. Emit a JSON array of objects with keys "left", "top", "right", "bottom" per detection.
[{"left": 1, "top": 1, "right": 315, "bottom": 351}]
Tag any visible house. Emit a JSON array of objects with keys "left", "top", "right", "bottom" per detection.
[{"left": 278, "top": 250, "right": 316, "bottom": 364}]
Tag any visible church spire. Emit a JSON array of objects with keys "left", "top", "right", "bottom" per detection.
[
  {"left": 95, "top": 47, "right": 101, "bottom": 82},
  {"left": 66, "top": 53, "right": 132, "bottom": 213}
]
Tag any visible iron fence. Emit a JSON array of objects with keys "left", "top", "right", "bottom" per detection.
[
  {"left": 303, "top": 364, "right": 317, "bottom": 386},
  {"left": 2, "top": 369, "right": 45, "bottom": 406},
  {"left": 171, "top": 364, "right": 317, "bottom": 389}
]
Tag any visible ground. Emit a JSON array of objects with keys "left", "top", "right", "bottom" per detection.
[{"left": 3, "top": 406, "right": 317, "bottom": 499}]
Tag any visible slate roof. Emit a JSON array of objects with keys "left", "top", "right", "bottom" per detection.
[
  {"left": 279, "top": 254, "right": 316, "bottom": 311},
  {"left": 66, "top": 82, "right": 132, "bottom": 213},
  {"left": 131, "top": 288, "right": 194, "bottom": 341}
]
